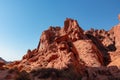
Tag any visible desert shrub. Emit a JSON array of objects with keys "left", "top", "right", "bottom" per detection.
[
  {"left": 30, "top": 68, "right": 82, "bottom": 80},
  {"left": 8, "top": 67, "right": 19, "bottom": 74},
  {"left": 15, "top": 70, "right": 31, "bottom": 80},
  {"left": 31, "top": 68, "right": 59, "bottom": 79},
  {"left": 59, "top": 68, "right": 82, "bottom": 80}
]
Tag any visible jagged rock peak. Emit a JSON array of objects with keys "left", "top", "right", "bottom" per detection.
[
  {"left": 37, "top": 18, "right": 86, "bottom": 51},
  {"left": 7, "top": 18, "right": 106, "bottom": 71},
  {"left": 63, "top": 18, "right": 84, "bottom": 33},
  {"left": 4, "top": 17, "right": 120, "bottom": 80}
]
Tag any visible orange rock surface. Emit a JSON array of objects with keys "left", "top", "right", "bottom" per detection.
[{"left": 1, "top": 18, "right": 120, "bottom": 80}]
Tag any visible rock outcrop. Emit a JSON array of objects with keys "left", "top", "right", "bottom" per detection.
[
  {"left": 0, "top": 57, "right": 6, "bottom": 69},
  {"left": 110, "top": 24, "right": 120, "bottom": 50},
  {"left": 3, "top": 18, "right": 120, "bottom": 80}
]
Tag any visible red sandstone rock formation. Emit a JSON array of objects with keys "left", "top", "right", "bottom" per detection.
[
  {"left": 85, "top": 24, "right": 120, "bottom": 68},
  {"left": 7, "top": 19, "right": 105, "bottom": 72},
  {"left": 3, "top": 18, "right": 120, "bottom": 80}
]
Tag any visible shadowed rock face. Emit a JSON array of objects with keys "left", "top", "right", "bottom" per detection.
[
  {"left": 8, "top": 18, "right": 105, "bottom": 71},
  {"left": 85, "top": 24, "right": 120, "bottom": 67},
  {"left": 0, "top": 57, "right": 6, "bottom": 63},
  {"left": 0, "top": 57, "right": 6, "bottom": 69},
  {"left": 3, "top": 18, "right": 120, "bottom": 80}
]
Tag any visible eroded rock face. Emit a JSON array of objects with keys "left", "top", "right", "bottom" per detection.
[
  {"left": 16, "top": 19, "right": 105, "bottom": 71},
  {"left": 73, "top": 40, "right": 104, "bottom": 67},
  {"left": 110, "top": 24, "right": 120, "bottom": 50},
  {"left": 85, "top": 28, "right": 115, "bottom": 52},
  {"left": 5, "top": 18, "right": 120, "bottom": 80},
  {"left": 85, "top": 24, "right": 120, "bottom": 68}
]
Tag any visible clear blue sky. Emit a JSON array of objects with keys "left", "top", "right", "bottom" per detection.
[{"left": 0, "top": 0, "right": 120, "bottom": 61}]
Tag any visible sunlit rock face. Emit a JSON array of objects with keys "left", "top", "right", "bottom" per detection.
[
  {"left": 3, "top": 18, "right": 120, "bottom": 80},
  {"left": 0, "top": 57, "right": 6, "bottom": 68},
  {"left": 9, "top": 18, "right": 104, "bottom": 72}
]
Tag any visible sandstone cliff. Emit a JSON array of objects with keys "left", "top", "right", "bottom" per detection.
[{"left": 1, "top": 18, "right": 120, "bottom": 80}]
